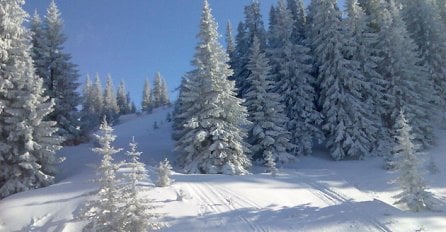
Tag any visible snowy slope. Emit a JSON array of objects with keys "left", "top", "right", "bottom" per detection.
[{"left": 0, "top": 107, "right": 445, "bottom": 232}]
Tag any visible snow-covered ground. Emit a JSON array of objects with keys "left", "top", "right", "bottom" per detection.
[{"left": 0, "top": 108, "right": 445, "bottom": 232}]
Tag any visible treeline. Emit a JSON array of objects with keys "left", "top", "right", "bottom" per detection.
[
  {"left": 173, "top": 0, "right": 446, "bottom": 174},
  {"left": 79, "top": 72, "right": 170, "bottom": 136}
]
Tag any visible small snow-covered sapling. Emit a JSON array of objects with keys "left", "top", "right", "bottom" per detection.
[{"left": 156, "top": 158, "right": 173, "bottom": 187}]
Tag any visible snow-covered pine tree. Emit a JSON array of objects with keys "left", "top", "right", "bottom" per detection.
[
  {"left": 233, "top": 1, "right": 268, "bottom": 97},
  {"left": 159, "top": 78, "right": 170, "bottom": 106},
  {"left": 400, "top": 0, "right": 446, "bottom": 120},
  {"left": 80, "top": 74, "right": 101, "bottom": 136},
  {"left": 307, "top": 0, "right": 377, "bottom": 160},
  {"left": 357, "top": 0, "right": 386, "bottom": 31},
  {"left": 176, "top": 0, "right": 251, "bottom": 175},
  {"left": 264, "top": 150, "right": 278, "bottom": 177},
  {"left": 225, "top": 20, "right": 236, "bottom": 63},
  {"left": 121, "top": 137, "right": 160, "bottom": 231},
  {"left": 37, "top": 1, "right": 81, "bottom": 144},
  {"left": 117, "top": 80, "right": 130, "bottom": 115},
  {"left": 345, "top": 0, "right": 384, "bottom": 155},
  {"left": 244, "top": 36, "right": 295, "bottom": 164},
  {"left": 172, "top": 72, "right": 196, "bottom": 141},
  {"left": 152, "top": 72, "right": 163, "bottom": 108},
  {"left": 126, "top": 92, "right": 136, "bottom": 114},
  {"left": 83, "top": 118, "right": 123, "bottom": 231},
  {"left": 30, "top": 10, "right": 47, "bottom": 81},
  {"left": 103, "top": 74, "right": 119, "bottom": 124},
  {"left": 268, "top": 0, "right": 323, "bottom": 156},
  {"left": 393, "top": 111, "right": 435, "bottom": 212},
  {"left": 156, "top": 158, "right": 173, "bottom": 187},
  {"left": 0, "top": 0, "right": 63, "bottom": 198},
  {"left": 287, "top": 0, "right": 306, "bottom": 43},
  {"left": 376, "top": 0, "right": 435, "bottom": 148},
  {"left": 141, "top": 77, "right": 153, "bottom": 113},
  {"left": 91, "top": 74, "right": 104, "bottom": 117}
]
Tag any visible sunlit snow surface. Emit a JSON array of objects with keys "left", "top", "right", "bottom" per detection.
[{"left": 0, "top": 107, "right": 445, "bottom": 232}]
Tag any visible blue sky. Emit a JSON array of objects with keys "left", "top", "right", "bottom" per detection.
[{"left": 23, "top": 0, "right": 324, "bottom": 106}]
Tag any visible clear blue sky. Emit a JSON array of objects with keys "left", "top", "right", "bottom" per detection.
[{"left": 23, "top": 0, "right": 336, "bottom": 107}]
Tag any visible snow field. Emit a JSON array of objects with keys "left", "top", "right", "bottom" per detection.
[{"left": 0, "top": 108, "right": 445, "bottom": 232}]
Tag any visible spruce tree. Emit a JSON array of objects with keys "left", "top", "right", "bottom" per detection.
[
  {"left": 345, "top": 0, "right": 384, "bottom": 155},
  {"left": 172, "top": 72, "right": 196, "bottom": 141},
  {"left": 159, "top": 78, "right": 170, "bottom": 106},
  {"left": 0, "top": 0, "right": 62, "bottom": 198},
  {"left": 141, "top": 78, "right": 152, "bottom": 112},
  {"left": 393, "top": 111, "right": 435, "bottom": 212},
  {"left": 121, "top": 137, "right": 160, "bottom": 231},
  {"left": 376, "top": 0, "right": 435, "bottom": 148},
  {"left": 225, "top": 20, "right": 236, "bottom": 63},
  {"left": 400, "top": 0, "right": 446, "bottom": 119},
  {"left": 244, "top": 37, "right": 295, "bottom": 164},
  {"left": 176, "top": 0, "right": 251, "bottom": 175},
  {"left": 156, "top": 158, "right": 173, "bottom": 187},
  {"left": 117, "top": 80, "right": 130, "bottom": 115},
  {"left": 35, "top": 1, "right": 81, "bottom": 143},
  {"left": 308, "top": 0, "right": 377, "bottom": 160},
  {"left": 268, "top": 0, "right": 323, "bottom": 156},
  {"left": 152, "top": 72, "right": 163, "bottom": 108},
  {"left": 287, "top": 0, "right": 306, "bottom": 43},
  {"left": 103, "top": 75, "right": 119, "bottom": 124},
  {"left": 233, "top": 1, "right": 267, "bottom": 97},
  {"left": 30, "top": 11, "right": 47, "bottom": 81},
  {"left": 83, "top": 118, "right": 123, "bottom": 231},
  {"left": 80, "top": 74, "right": 100, "bottom": 136}
]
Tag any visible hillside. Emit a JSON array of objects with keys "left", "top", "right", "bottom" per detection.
[{"left": 0, "top": 108, "right": 445, "bottom": 232}]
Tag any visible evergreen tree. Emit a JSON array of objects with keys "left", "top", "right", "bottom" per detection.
[
  {"left": 116, "top": 80, "right": 130, "bottom": 115},
  {"left": 30, "top": 11, "right": 47, "bottom": 81},
  {"left": 35, "top": 1, "right": 81, "bottom": 143},
  {"left": 103, "top": 75, "right": 119, "bottom": 124},
  {"left": 225, "top": 20, "right": 236, "bottom": 62},
  {"left": 233, "top": 1, "right": 267, "bottom": 97},
  {"left": 152, "top": 72, "right": 163, "bottom": 108},
  {"left": 141, "top": 78, "right": 152, "bottom": 112},
  {"left": 79, "top": 74, "right": 100, "bottom": 137},
  {"left": 126, "top": 92, "right": 135, "bottom": 114},
  {"left": 308, "top": 0, "right": 376, "bottom": 160},
  {"left": 92, "top": 74, "right": 104, "bottom": 117},
  {"left": 244, "top": 37, "right": 295, "bottom": 164},
  {"left": 287, "top": 0, "right": 306, "bottom": 43},
  {"left": 345, "top": 0, "right": 384, "bottom": 155},
  {"left": 268, "top": 0, "right": 323, "bottom": 156},
  {"left": 176, "top": 0, "right": 251, "bottom": 175},
  {"left": 83, "top": 118, "right": 123, "bottom": 231},
  {"left": 159, "top": 78, "right": 170, "bottom": 106},
  {"left": 156, "top": 158, "right": 173, "bottom": 187},
  {"left": 172, "top": 72, "right": 196, "bottom": 141},
  {"left": 400, "top": 0, "right": 446, "bottom": 119},
  {"left": 121, "top": 137, "right": 160, "bottom": 231},
  {"left": 393, "top": 111, "right": 435, "bottom": 212},
  {"left": 0, "top": 0, "right": 63, "bottom": 198},
  {"left": 376, "top": 0, "right": 435, "bottom": 148}
]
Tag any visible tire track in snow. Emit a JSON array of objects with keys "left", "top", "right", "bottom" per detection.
[{"left": 294, "top": 171, "right": 392, "bottom": 232}]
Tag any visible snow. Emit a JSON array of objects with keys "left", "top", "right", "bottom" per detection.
[{"left": 1, "top": 107, "right": 445, "bottom": 231}]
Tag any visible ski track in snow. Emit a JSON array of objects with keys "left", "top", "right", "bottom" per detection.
[
  {"left": 184, "top": 182, "right": 268, "bottom": 232},
  {"left": 293, "top": 171, "right": 392, "bottom": 232}
]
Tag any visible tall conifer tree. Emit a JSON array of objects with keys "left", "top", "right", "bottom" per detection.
[
  {"left": 0, "top": 0, "right": 62, "bottom": 198},
  {"left": 176, "top": 0, "right": 251, "bottom": 175}
]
